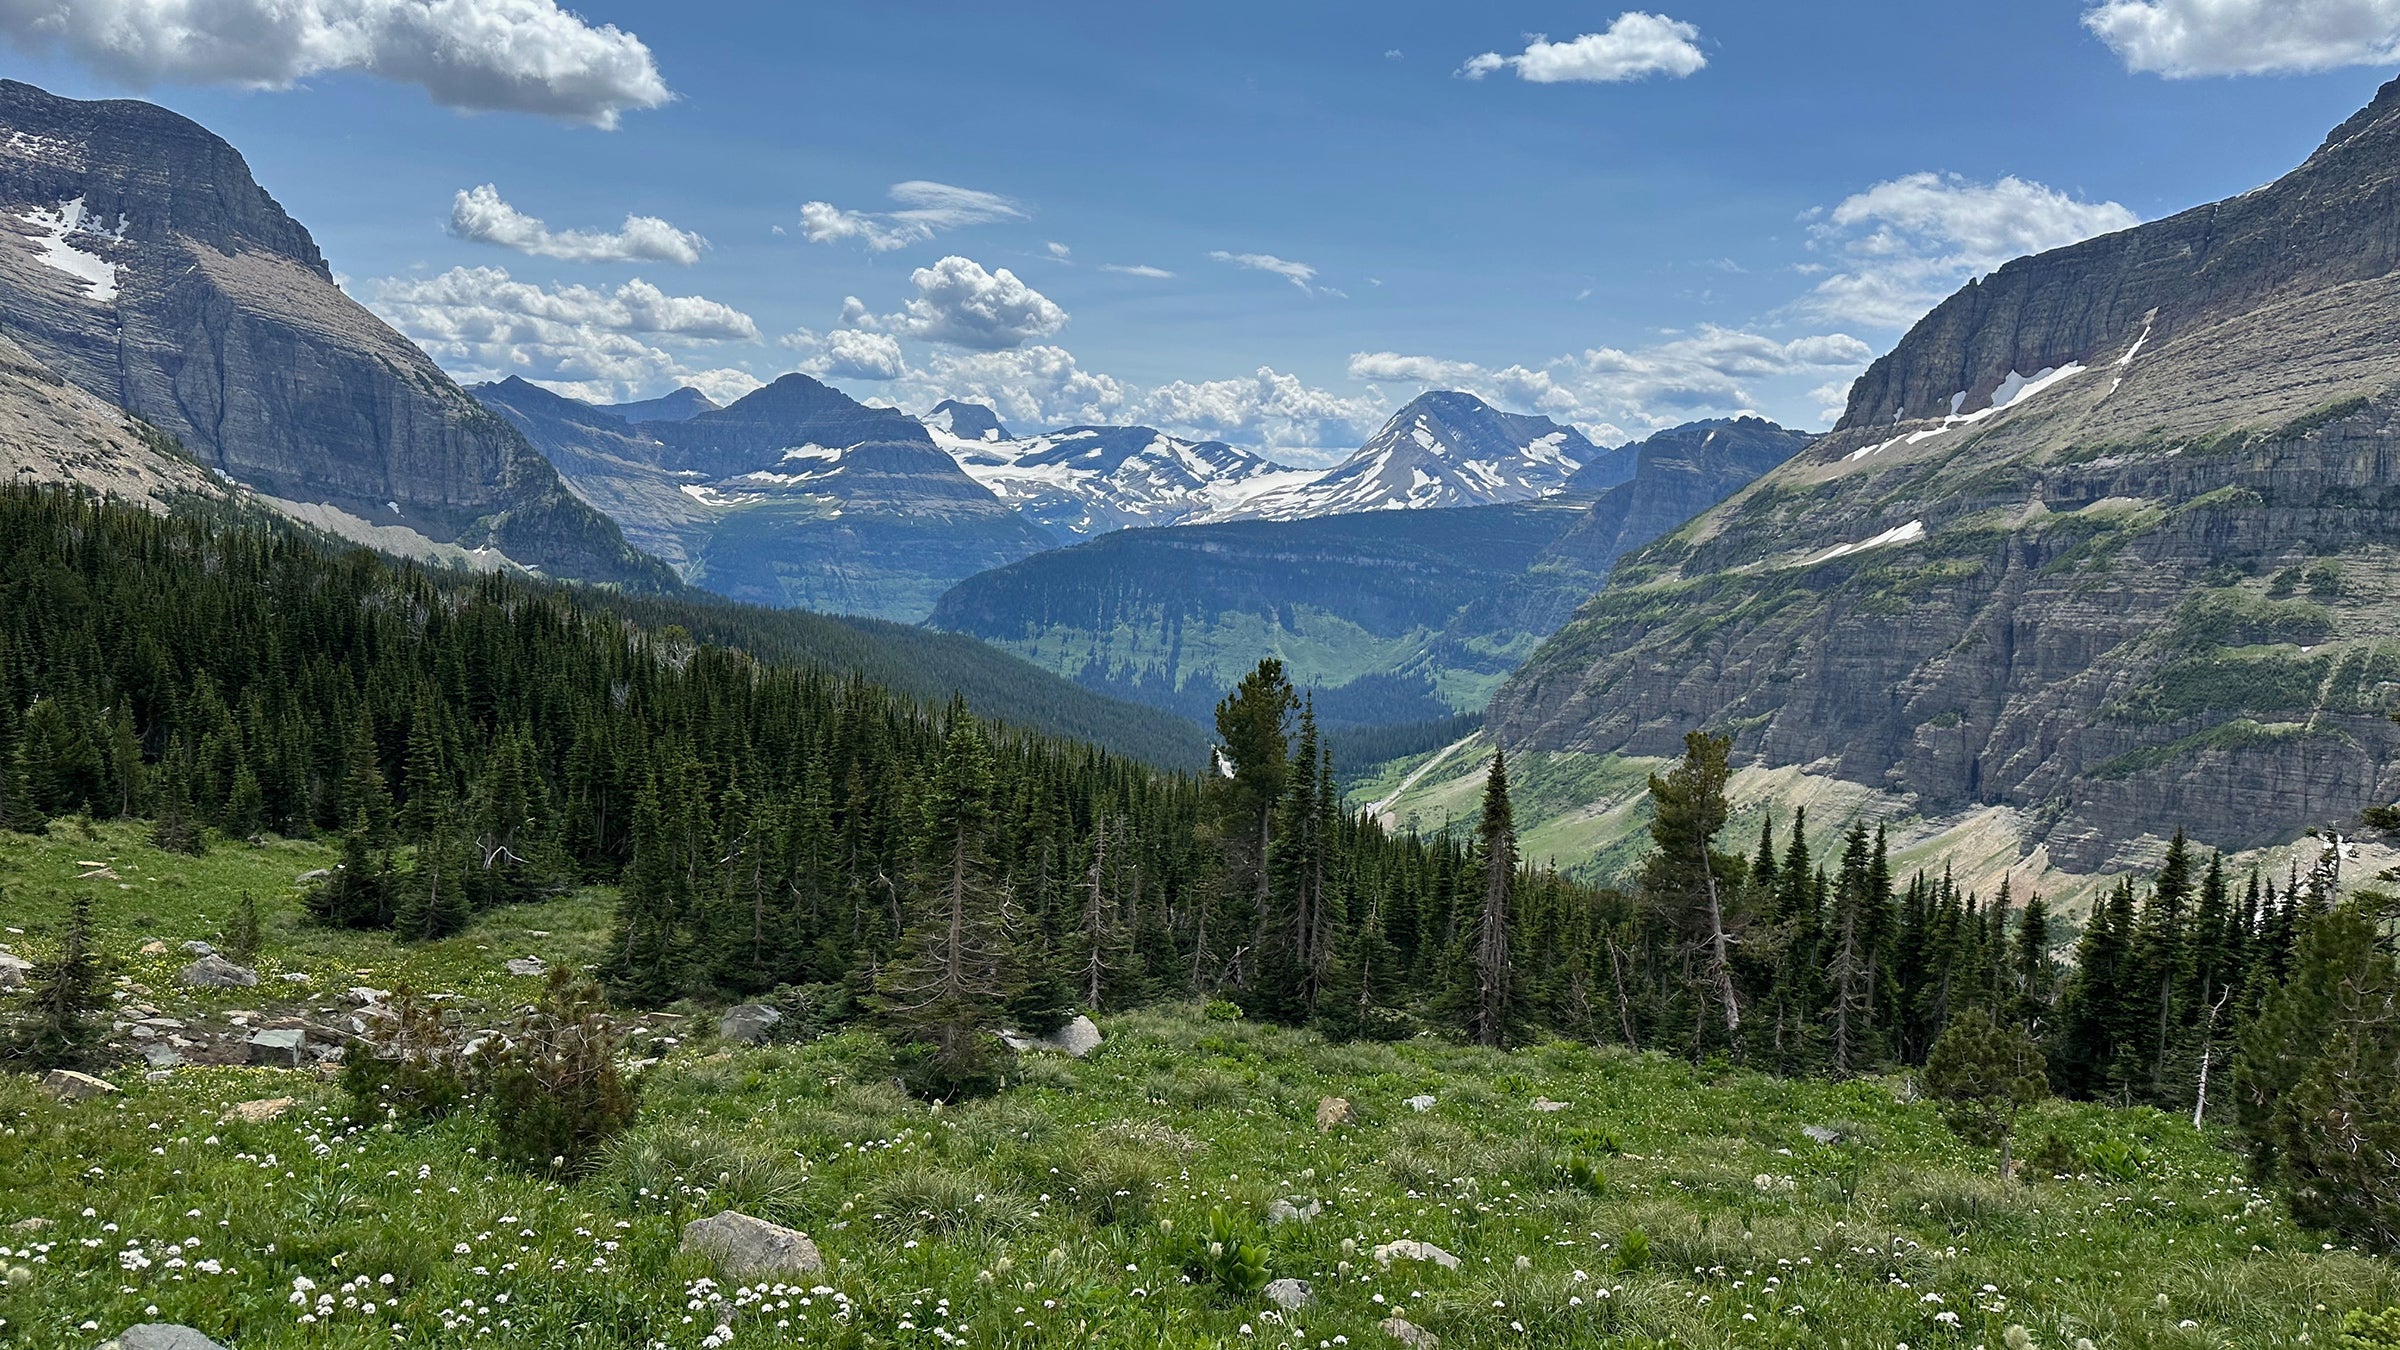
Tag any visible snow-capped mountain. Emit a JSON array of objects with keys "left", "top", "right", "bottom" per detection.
[
  {"left": 922, "top": 406, "right": 1313, "bottom": 540},
  {"left": 1211, "top": 391, "right": 1626, "bottom": 522}
]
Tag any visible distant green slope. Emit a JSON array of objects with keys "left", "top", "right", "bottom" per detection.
[{"left": 928, "top": 502, "right": 1590, "bottom": 726}]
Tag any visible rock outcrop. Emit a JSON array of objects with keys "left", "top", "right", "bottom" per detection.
[
  {"left": 0, "top": 80, "right": 661, "bottom": 586},
  {"left": 1494, "top": 77, "right": 2400, "bottom": 868},
  {"left": 679, "top": 1211, "right": 824, "bottom": 1280}
]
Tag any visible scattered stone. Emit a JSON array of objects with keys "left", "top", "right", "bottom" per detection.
[
  {"left": 679, "top": 1210, "right": 824, "bottom": 1280},
  {"left": 718, "top": 1003, "right": 783, "bottom": 1044},
  {"left": 1267, "top": 1196, "right": 1321, "bottom": 1225},
  {"left": 1380, "top": 1316, "right": 1439, "bottom": 1349},
  {"left": 1263, "top": 1277, "right": 1313, "bottom": 1311},
  {"left": 505, "top": 956, "right": 547, "bottom": 977},
  {"left": 1802, "top": 1125, "right": 1843, "bottom": 1146},
  {"left": 1372, "top": 1239, "right": 1460, "bottom": 1270},
  {"left": 102, "top": 1326, "right": 229, "bottom": 1350},
  {"left": 180, "top": 940, "right": 216, "bottom": 956},
  {"left": 279, "top": 972, "right": 312, "bottom": 984},
  {"left": 140, "top": 1043, "right": 184, "bottom": 1069},
  {"left": 245, "top": 1028, "right": 308, "bottom": 1068},
  {"left": 40, "top": 1069, "right": 118, "bottom": 1100},
  {"left": 10, "top": 1217, "right": 51, "bottom": 1232},
  {"left": 296, "top": 868, "right": 334, "bottom": 884},
  {"left": 344, "top": 987, "right": 389, "bottom": 1006},
  {"left": 179, "top": 955, "right": 257, "bottom": 988},
  {"left": 1315, "top": 1096, "right": 1352, "bottom": 1132},
  {"left": 223, "top": 1097, "right": 296, "bottom": 1124},
  {"left": 1531, "top": 1098, "right": 1570, "bottom": 1113},
  {"left": 0, "top": 952, "right": 28, "bottom": 993},
  {"left": 1000, "top": 1014, "right": 1103, "bottom": 1058},
  {"left": 1404, "top": 1094, "right": 1438, "bottom": 1113},
  {"left": 139, "top": 940, "right": 171, "bottom": 956}
]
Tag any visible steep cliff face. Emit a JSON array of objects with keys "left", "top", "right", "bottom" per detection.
[
  {"left": 0, "top": 80, "right": 659, "bottom": 585},
  {"left": 0, "top": 330, "right": 226, "bottom": 509},
  {"left": 1494, "top": 79, "right": 2400, "bottom": 868}
]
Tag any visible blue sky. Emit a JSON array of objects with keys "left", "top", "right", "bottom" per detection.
[{"left": 8, "top": 1, "right": 2400, "bottom": 462}]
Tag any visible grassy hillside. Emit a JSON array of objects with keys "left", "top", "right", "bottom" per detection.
[{"left": 6, "top": 821, "right": 2398, "bottom": 1349}]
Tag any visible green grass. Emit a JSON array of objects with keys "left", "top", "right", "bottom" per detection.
[{"left": 4, "top": 821, "right": 2399, "bottom": 1348}]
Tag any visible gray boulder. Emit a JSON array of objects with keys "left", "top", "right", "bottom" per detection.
[
  {"left": 140, "top": 1043, "right": 184, "bottom": 1069},
  {"left": 505, "top": 956, "right": 547, "bottom": 977},
  {"left": 103, "top": 1327, "right": 228, "bottom": 1350},
  {"left": 1404, "top": 1094, "right": 1438, "bottom": 1112},
  {"left": 180, "top": 940, "right": 215, "bottom": 956},
  {"left": 179, "top": 955, "right": 257, "bottom": 988},
  {"left": 1267, "top": 1196, "right": 1321, "bottom": 1225},
  {"left": 1380, "top": 1316, "right": 1439, "bottom": 1349},
  {"left": 1000, "top": 1014, "right": 1102, "bottom": 1058},
  {"left": 718, "top": 1004, "right": 782, "bottom": 1044},
  {"left": 0, "top": 952, "right": 28, "bottom": 991},
  {"left": 1263, "top": 1277, "right": 1312, "bottom": 1311},
  {"left": 1802, "top": 1125, "right": 1843, "bottom": 1146},
  {"left": 245, "top": 1028, "right": 307, "bottom": 1068},
  {"left": 679, "top": 1210, "right": 823, "bottom": 1281}
]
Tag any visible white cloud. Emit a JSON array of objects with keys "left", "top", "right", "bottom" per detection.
[
  {"left": 898, "top": 345, "right": 1134, "bottom": 429},
  {"left": 1139, "top": 367, "right": 1386, "bottom": 463},
  {"left": 1209, "top": 250, "right": 1319, "bottom": 293},
  {"left": 1046, "top": 241, "right": 1072, "bottom": 260},
  {"left": 845, "top": 255, "right": 1068, "bottom": 352},
  {"left": 786, "top": 328, "right": 910, "bottom": 383},
  {"left": 2084, "top": 0, "right": 2400, "bottom": 75},
  {"left": 1349, "top": 325, "right": 1872, "bottom": 441},
  {"left": 797, "top": 181, "right": 1026, "bottom": 251},
  {"left": 1101, "top": 263, "right": 1176, "bottom": 278},
  {"left": 1799, "top": 173, "right": 2140, "bottom": 328},
  {"left": 1462, "top": 13, "right": 1707, "bottom": 83},
  {"left": 447, "top": 184, "right": 705, "bottom": 265},
  {"left": 0, "top": 0, "right": 670, "bottom": 126},
  {"left": 370, "top": 264, "right": 759, "bottom": 403}
]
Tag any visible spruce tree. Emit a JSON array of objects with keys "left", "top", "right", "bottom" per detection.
[
  {"left": 1640, "top": 732, "right": 1741, "bottom": 1046},
  {"left": 1468, "top": 749, "right": 1519, "bottom": 1048},
  {"left": 874, "top": 707, "right": 1015, "bottom": 1096},
  {"left": 7, "top": 892, "right": 106, "bottom": 1068}
]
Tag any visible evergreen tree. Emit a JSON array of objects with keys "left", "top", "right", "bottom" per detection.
[
  {"left": 874, "top": 707, "right": 1015, "bottom": 1096},
  {"left": 1641, "top": 732, "right": 1742, "bottom": 1048},
  {"left": 6, "top": 892, "right": 107, "bottom": 1068},
  {"left": 1467, "top": 749, "right": 1519, "bottom": 1048},
  {"left": 1924, "top": 1006, "right": 2049, "bottom": 1176}
]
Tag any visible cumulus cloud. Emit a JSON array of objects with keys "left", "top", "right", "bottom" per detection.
[
  {"left": 1139, "top": 367, "right": 1387, "bottom": 463},
  {"left": 2084, "top": 0, "right": 2400, "bottom": 75},
  {"left": 1462, "top": 12, "right": 1707, "bottom": 83},
  {"left": 847, "top": 256, "right": 1067, "bottom": 352},
  {"left": 447, "top": 184, "right": 705, "bottom": 265},
  {"left": 370, "top": 265, "right": 759, "bottom": 403},
  {"left": 1349, "top": 325, "right": 1872, "bottom": 442},
  {"left": 1209, "top": 250, "right": 1320, "bottom": 293},
  {"left": 798, "top": 181, "right": 1026, "bottom": 251},
  {"left": 0, "top": 0, "right": 671, "bottom": 126},
  {"left": 1799, "top": 173, "right": 2140, "bottom": 328},
  {"left": 784, "top": 328, "right": 911, "bottom": 383}
]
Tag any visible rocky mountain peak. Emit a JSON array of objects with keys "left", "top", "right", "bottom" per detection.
[
  {"left": 926, "top": 399, "right": 1009, "bottom": 442},
  {"left": 602, "top": 386, "right": 717, "bottom": 424}
]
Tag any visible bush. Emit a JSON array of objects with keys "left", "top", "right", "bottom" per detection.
[
  {"left": 222, "top": 893, "right": 262, "bottom": 968},
  {"left": 1172, "top": 1207, "right": 1269, "bottom": 1299},
  {"left": 1923, "top": 1008, "right": 2048, "bottom": 1175},
  {"left": 340, "top": 985, "right": 471, "bottom": 1125},
  {"left": 764, "top": 982, "right": 855, "bottom": 1042},
  {"left": 4, "top": 893, "right": 107, "bottom": 1069},
  {"left": 2340, "top": 1307, "right": 2400, "bottom": 1349},
  {"left": 479, "top": 970, "right": 641, "bottom": 1175},
  {"left": 1201, "top": 999, "right": 1243, "bottom": 1022}
]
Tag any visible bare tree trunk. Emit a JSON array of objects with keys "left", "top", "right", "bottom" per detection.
[
  {"left": 1606, "top": 935, "right": 1641, "bottom": 1051},
  {"left": 2193, "top": 986, "right": 2232, "bottom": 1129},
  {"left": 1701, "top": 850, "right": 1741, "bottom": 1037}
]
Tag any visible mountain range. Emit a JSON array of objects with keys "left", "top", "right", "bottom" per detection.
[
  {"left": 930, "top": 415, "right": 1809, "bottom": 725},
  {"left": 1462, "top": 72, "right": 2400, "bottom": 875}
]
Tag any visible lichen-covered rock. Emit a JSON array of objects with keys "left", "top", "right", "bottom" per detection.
[
  {"left": 1263, "top": 1277, "right": 1312, "bottom": 1310},
  {"left": 41, "top": 1069, "right": 116, "bottom": 1099},
  {"left": 999, "top": 1014, "right": 1102, "bottom": 1058},
  {"left": 679, "top": 1210, "right": 824, "bottom": 1280},
  {"left": 1315, "top": 1097, "right": 1351, "bottom": 1132},
  {"left": 1380, "top": 1316, "right": 1438, "bottom": 1348},
  {"left": 1373, "top": 1239, "right": 1460, "bottom": 1270},
  {"left": 179, "top": 954, "right": 257, "bottom": 988},
  {"left": 718, "top": 1004, "right": 782, "bottom": 1044}
]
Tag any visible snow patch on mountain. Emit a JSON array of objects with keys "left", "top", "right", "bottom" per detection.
[
  {"left": 19, "top": 196, "right": 122, "bottom": 302},
  {"left": 1207, "top": 391, "right": 1601, "bottom": 522}
]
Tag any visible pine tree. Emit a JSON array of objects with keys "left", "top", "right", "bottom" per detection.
[
  {"left": 1924, "top": 1006, "right": 2049, "bottom": 1177},
  {"left": 1641, "top": 732, "right": 1742, "bottom": 1047},
  {"left": 1213, "top": 660, "right": 1296, "bottom": 972},
  {"left": 1468, "top": 749, "right": 1519, "bottom": 1048},
  {"left": 874, "top": 707, "right": 1015, "bottom": 1097},
  {"left": 7, "top": 892, "right": 107, "bottom": 1068}
]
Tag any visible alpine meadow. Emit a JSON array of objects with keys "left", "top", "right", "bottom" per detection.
[{"left": 10, "top": 5, "right": 2400, "bottom": 1350}]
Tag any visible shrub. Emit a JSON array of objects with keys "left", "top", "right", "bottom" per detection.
[
  {"left": 340, "top": 985, "right": 471, "bottom": 1125},
  {"left": 479, "top": 970, "right": 641, "bottom": 1175},
  {"left": 4, "top": 893, "right": 107, "bottom": 1069},
  {"left": 222, "top": 893, "right": 262, "bottom": 968},
  {"left": 1201, "top": 999, "right": 1243, "bottom": 1022},
  {"left": 2340, "top": 1307, "right": 2400, "bottom": 1349},
  {"left": 1172, "top": 1207, "right": 1269, "bottom": 1299},
  {"left": 1923, "top": 1008, "right": 2049, "bottom": 1175}
]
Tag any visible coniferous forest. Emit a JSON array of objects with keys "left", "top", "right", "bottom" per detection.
[{"left": 3, "top": 485, "right": 2397, "bottom": 1251}]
